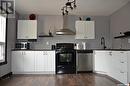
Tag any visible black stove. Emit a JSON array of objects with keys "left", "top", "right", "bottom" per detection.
[{"left": 56, "top": 43, "right": 76, "bottom": 74}]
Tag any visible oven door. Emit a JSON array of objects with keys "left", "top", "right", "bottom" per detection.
[{"left": 56, "top": 50, "right": 76, "bottom": 65}]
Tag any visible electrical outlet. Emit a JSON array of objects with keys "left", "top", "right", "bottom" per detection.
[{"left": 46, "top": 41, "right": 49, "bottom": 45}]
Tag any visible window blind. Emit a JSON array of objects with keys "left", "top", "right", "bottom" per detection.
[{"left": 0, "top": 15, "right": 6, "bottom": 62}]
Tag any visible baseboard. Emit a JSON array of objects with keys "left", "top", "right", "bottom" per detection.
[{"left": 0, "top": 72, "right": 12, "bottom": 80}]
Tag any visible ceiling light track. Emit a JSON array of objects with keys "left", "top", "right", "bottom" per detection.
[{"left": 61, "top": 0, "right": 77, "bottom": 15}]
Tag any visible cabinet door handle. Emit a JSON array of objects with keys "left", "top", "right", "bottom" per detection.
[
  {"left": 120, "top": 71, "right": 124, "bottom": 73},
  {"left": 109, "top": 52, "right": 112, "bottom": 56},
  {"left": 43, "top": 52, "right": 45, "bottom": 55},
  {"left": 24, "top": 52, "right": 26, "bottom": 55},
  {"left": 120, "top": 52, "right": 124, "bottom": 53},
  {"left": 84, "top": 36, "right": 87, "bottom": 38},
  {"left": 120, "top": 61, "right": 125, "bottom": 63}
]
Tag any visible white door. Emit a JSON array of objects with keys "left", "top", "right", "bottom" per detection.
[
  {"left": 23, "top": 51, "right": 35, "bottom": 72},
  {"left": 75, "top": 21, "right": 86, "bottom": 39},
  {"left": 94, "top": 51, "right": 108, "bottom": 74},
  {"left": 17, "top": 20, "right": 37, "bottom": 39},
  {"left": 27, "top": 20, "right": 37, "bottom": 39},
  {"left": 17, "top": 21, "right": 28, "bottom": 39},
  {"left": 46, "top": 51, "right": 55, "bottom": 72},
  {"left": 12, "top": 51, "right": 24, "bottom": 74},
  {"left": 85, "top": 21, "right": 95, "bottom": 39},
  {"left": 35, "top": 51, "right": 47, "bottom": 72}
]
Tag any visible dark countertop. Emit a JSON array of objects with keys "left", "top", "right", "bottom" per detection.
[
  {"left": 12, "top": 49, "right": 130, "bottom": 51},
  {"left": 92, "top": 49, "right": 130, "bottom": 51},
  {"left": 76, "top": 49, "right": 130, "bottom": 53},
  {"left": 12, "top": 49, "right": 55, "bottom": 51}
]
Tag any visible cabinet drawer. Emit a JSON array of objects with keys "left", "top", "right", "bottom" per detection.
[
  {"left": 119, "top": 71, "right": 127, "bottom": 84},
  {"left": 120, "top": 56, "right": 127, "bottom": 62},
  {"left": 120, "top": 62, "right": 127, "bottom": 72},
  {"left": 115, "top": 61, "right": 127, "bottom": 72}
]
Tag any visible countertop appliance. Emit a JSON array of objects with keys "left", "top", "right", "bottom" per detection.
[
  {"left": 56, "top": 43, "right": 76, "bottom": 74},
  {"left": 15, "top": 42, "right": 30, "bottom": 50},
  {"left": 76, "top": 50, "right": 93, "bottom": 72},
  {"left": 76, "top": 42, "right": 86, "bottom": 50}
]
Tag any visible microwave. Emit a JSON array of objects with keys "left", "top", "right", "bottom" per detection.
[{"left": 15, "top": 42, "right": 30, "bottom": 50}]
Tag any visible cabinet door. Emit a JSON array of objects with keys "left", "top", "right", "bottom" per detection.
[
  {"left": 12, "top": 51, "right": 24, "bottom": 74},
  {"left": 94, "top": 51, "right": 109, "bottom": 74},
  {"left": 17, "top": 20, "right": 28, "bottom": 39},
  {"left": 85, "top": 21, "right": 95, "bottom": 39},
  {"left": 27, "top": 20, "right": 37, "bottom": 39},
  {"left": 46, "top": 51, "right": 55, "bottom": 72},
  {"left": 35, "top": 51, "right": 47, "bottom": 72},
  {"left": 75, "top": 21, "right": 95, "bottom": 39},
  {"left": 17, "top": 20, "right": 37, "bottom": 39},
  {"left": 23, "top": 51, "right": 35, "bottom": 72},
  {"left": 75, "top": 21, "right": 86, "bottom": 39},
  {"left": 110, "top": 51, "right": 127, "bottom": 84}
]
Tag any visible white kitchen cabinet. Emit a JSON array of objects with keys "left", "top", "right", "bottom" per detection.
[
  {"left": 12, "top": 51, "right": 55, "bottom": 74},
  {"left": 94, "top": 51, "right": 110, "bottom": 74},
  {"left": 12, "top": 51, "right": 35, "bottom": 74},
  {"left": 17, "top": 20, "right": 37, "bottom": 39},
  {"left": 35, "top": 51, "right": 47, "bottom": 72},
  {"left": 35, "top": 51, "right": 55, "bottom": 74},
  {"left": 23, "top": 51, "right": 35, "bottom": 73},
  {"left": 110, "top": 51, "right": 127, "bottom": 84},
  {"left": 75, "top": 21, "right": 95, "bottom": 39},
  {"left": 94, "top": 50, "right": 128, "bottom": 84},
  {"left": 12, "top": 51, "right": 24, "bottom": 74},
  {"left": 46, "top": 51, "right": 55, "bottom": 72}
]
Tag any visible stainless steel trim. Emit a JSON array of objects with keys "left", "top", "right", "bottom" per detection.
[
  {"left": 56, "top": 15, "right": 75, "bottom": 35},
  {"left": 77, "top": 52, "right": 93, "bottom": 72}
]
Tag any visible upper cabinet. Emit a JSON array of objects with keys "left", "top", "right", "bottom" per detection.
[
  {"left": 17, "top": 20, "right": 37, "bottom": 39},
  {"left": 75, "top": 21, "right": 95, "bottom": 39}
]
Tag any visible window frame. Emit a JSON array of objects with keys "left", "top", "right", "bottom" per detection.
[{"left": 0, "top": 14, "right": 8, "bottom": 66}]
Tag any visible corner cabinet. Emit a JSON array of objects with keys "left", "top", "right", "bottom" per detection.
[
  {"left": 17, "top": 20, "right": 37, "bottom": 39},
  {"left": 75, "top": 21, "right": 95, "bottom": 39},
  {"left": 11, "top": 51, "right": 55, "bottom": 74},
  {"left": 94, "top": 50, "right": 128, "bottom": 84}
]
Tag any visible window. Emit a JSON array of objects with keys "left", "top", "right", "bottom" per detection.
[{"left": 0, "top": 14, "right": 7, "bottom": 65}]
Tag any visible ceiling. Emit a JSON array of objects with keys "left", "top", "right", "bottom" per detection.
[{"left": 15, "top": 0, "right": 130, "bottom": 16}]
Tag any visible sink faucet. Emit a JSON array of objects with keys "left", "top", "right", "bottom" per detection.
[{"left": 101, "top": 37, "right": 106, "bottom": 49}]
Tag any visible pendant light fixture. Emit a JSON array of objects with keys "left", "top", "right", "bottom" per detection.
[{"left": 61, "top": 0, "right": 77, "bottom": 15}]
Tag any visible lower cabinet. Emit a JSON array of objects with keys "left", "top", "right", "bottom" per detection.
[
  {"left": 94, "top": 51, "right": 128, "bottom": 84},
  {"left": 12, "top": 51, "right": 55, "bottom": 74},
  {"left": 23, "top": 51, "right": 35, "bottom": 73},
  {"left": 12, "top": 51, "right": 24, "bottom": 73},
  {"left": 35, "top": 51, "right": 55, "bottom": 74}
]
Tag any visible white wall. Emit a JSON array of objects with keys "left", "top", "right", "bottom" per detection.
[
  {"left": 0, "top": 18, "right": 16, "bottom": 77},
  {"left": 110, "top": 2, "right": 130, "bottom": 49}
]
